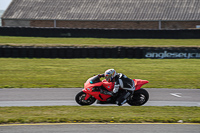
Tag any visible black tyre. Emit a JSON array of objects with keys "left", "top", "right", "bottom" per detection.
[
  {"left": 75, "top": 91, "right": 96, "bottom": 106},
  {"left": 127, "top": 88, "right": 149, "bottom": 106}
]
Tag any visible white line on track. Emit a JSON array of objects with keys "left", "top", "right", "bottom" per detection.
[{"left": 170, "top": 93, "right": 182, "bottom": 98}]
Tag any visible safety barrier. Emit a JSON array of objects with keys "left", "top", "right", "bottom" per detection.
[
  {"left": 0, "top": 46, "right": 199, "bottom": 59},
  {"left": 0, "top": 27, "right": 200, "bottom": 38}
]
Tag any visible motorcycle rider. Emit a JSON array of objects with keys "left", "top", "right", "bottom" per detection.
[{"left": 98, "top": 69, "right": 135, "bottom": 105}]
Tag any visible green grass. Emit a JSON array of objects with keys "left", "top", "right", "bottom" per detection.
[
  {"left": 0, "top": 106, "right": 199, "bottom": 124},
  {"left": 0, "top": 58, "right": 199, "bottom": 89},
  {"left": 0, "top": 36, "right": 200, "bottom": 47}
]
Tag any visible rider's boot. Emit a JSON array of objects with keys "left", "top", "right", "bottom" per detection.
[{"left": 116, "top": 91, "right": 131, "bottom": 106}]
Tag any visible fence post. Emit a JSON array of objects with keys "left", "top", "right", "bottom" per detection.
[
  {"left": 54, "top": 20, "right": 57, "bottom": 28},
  {"left": 159, "top": 20, "right": 162, "bottom": 30}
]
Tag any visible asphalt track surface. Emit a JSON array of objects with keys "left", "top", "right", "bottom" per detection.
[
  {"left": 0, "top": 123, "right": 200, "bottom": 133},
  {"left": 0, "top": 88, "right": 199, "bottom": 132},
  {"left": 0, "top": 88, "right": 199, "bottom": 107}
]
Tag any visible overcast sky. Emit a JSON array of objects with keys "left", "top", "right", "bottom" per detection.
[{"left": 0, "top": 0, "right": 12, "bottom": 10}]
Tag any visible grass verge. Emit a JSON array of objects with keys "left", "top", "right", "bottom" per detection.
[
  {"left": 0, "top": 58, "right": 199, "bottom": 89},
  {"left": 0, "top": 36, "right": 200, "bottom": 47},
  {"left": 0, "top": 106, "right": 199, "bottom": 124}
]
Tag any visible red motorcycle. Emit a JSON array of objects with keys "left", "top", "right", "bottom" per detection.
[{"left": 75, "top": 75, "right": 149, "bottom": 106}]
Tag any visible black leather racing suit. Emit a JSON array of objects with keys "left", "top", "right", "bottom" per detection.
[{"left": 98, "top": 73, "right": 135, "bottom": 105}]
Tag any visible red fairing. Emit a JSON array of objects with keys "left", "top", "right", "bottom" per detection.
[
  {"left": 133, "top": 79, "right": 149, "bottom": 90},
  {"left": 83, "top": 76, "right": 148, "bottom": 102},
  {"left": 102, "top": 79, "right": 114, "bottom": 91},
  {"left": 83, "top": 77, "right": 113, "bottom": 101}
]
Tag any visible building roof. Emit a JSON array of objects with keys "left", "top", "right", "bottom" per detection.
[{"left": 2, "top": 0, "right": 200, "bottom": 21}]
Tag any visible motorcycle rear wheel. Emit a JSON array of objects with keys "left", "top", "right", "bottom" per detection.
[
  {"left": 127, "top": 88, "right": 149, "bottom": 106},
  {"left": 75, "top": 91, "right": 96, "bottom": 105}
]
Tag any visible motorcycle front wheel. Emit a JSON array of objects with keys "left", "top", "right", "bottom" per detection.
[
  {"left": 127, "top": 88, "right": 149, "bottom": 106},
  {"left": 75, "top": 91, "right": 96, "bottom": 106}
]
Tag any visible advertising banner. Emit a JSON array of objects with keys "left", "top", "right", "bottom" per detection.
[{"left": 145, "top": 48, "right": 200, "bottom": 59}]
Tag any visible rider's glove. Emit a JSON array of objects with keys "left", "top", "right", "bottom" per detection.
[{"left": 98, "top": 74, "right": 105, "bottom": 78}]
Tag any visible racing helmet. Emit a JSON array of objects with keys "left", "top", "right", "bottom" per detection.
[{"left": 104, "top": 69, "right": 116, "bottom": 82}]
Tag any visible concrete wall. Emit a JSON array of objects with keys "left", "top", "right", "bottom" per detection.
[
  {"left": 55, "top": 21, "right": 159, "bottom": 29},
  {"left": 161, "top": 21, "right": 200, "bottom": 29},
  {"left": 2, "top": 20, "right": 30, "bottom": 27},
  {"left": 2, "top": 19, "right": 200, "bottom": 29},
  {"left": 30, "top": 20, "right": 54, "bottom": 27}
]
